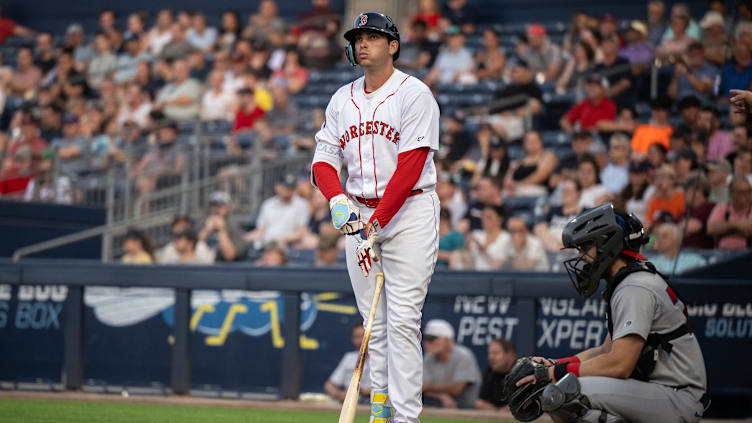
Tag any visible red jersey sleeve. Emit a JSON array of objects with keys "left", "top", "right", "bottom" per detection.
[
  {"left": 369, "top": 147, "right": 430, "bottom": 229},
  {"left": 312, "top": 161, "right": 345, "bottom": 200}
]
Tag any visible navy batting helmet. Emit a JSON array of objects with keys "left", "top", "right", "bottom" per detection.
[{"left": 344, "top": 12, "right": 400, "bottom": 66}]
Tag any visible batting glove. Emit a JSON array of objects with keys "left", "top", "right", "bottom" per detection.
[
  {"left": 356, "top": 229, "right": 378, "bottom": 277},
  {"left": 329, "top": 194, "right": 363, "bottom": 235}
]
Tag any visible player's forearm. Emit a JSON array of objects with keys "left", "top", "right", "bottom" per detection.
[
  {"left": 312, "top": 161, "right": 344, "bottom": 200},
  {"left": 423, "top": 381, "right": 467, "bottom": 397},
  {"left": 369, "top": 147, "right": 429, "bottom": 229},
  {"left": 579, "top": 351, "right": 633, "bottom": 379}
]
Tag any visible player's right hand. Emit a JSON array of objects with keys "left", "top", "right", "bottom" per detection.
[{"left": 329, "top": 193, "right": 363, "bottom": 235}]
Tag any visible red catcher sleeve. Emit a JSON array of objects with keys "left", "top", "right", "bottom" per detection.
[
  {"left": 370, "top": 147, "right": 430, "bottom": 229},
  {"left": 312, "top": 161, "right": 344, "bottom": 201}
]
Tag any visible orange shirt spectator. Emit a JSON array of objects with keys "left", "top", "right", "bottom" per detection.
[
  {"left": 646, "top": 190, "right": 685, "bottom": 224},
  {"left": 631, "top": 124, "right": 673, "bottom": 153}
]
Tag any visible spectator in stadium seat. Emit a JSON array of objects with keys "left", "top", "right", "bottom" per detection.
[
  {"left": 295, "top": 0, "right": 341, "bottom": 70},
  {"left": 650, "top": 223, "right": 706, "bottom": 274},
  {"left": 161, "top": 23, "right": 198, "bottom": 63},
  {"left": 619, "top": 21, "right": 654, "bottom": 69},
  {"left": 145, "top": 9, "right": 174, "bottom": 56},
  {"left": 270, "top": 48, "right": 308, "bottom": 94},
  {"left": 646, "top": 164, "right": 685, "bottom": 228},
  {"left": 124, "top": 12, "right": 147, "bottom": 40},
  {"left": 668, "top": 42, "right": 718, "bottom": 106},
  {"left": 232, "top": 87, "right": 265, "bottom": 133},
  {"left": 63, "top": 23, "right": 93, "bottom": 65},
  {"left": 646, "top": 0, "right": 668, "bottom": 47},
  {"left": 673, "top": 147, "right": 697, "bottom": 185},
  {"left": 400, "top": 19, "right": 440, "bottom": 72},
  {"left": 700, "top": 11, "right": 729, "bottom": 67},
  {"left": 39, "top": 103, "right": 62, "bottom": 141},
  {"left": 473, "top": 28, "right": 506, "bottom": 81},
  {"left": 719, "top": 40, "right": 752, "bottom": 98},
  {"left": 23, "top": 150, "right": 74, "bottom": 204},
  {"left": 120, "top": 229, "right": 155, "bottom": 264},
  {"left": 465, "top": 205, "right": 507, "bottom": 271},
  {"left": 662, "top": 3, "right": 702, "bottom": 42},
  {"left": 471, "top": 126, "right": 509, "bottom": 188},
  {"left": 679, "top": 174, "right": 716, "bottom": 249},
  {"left": 132, "top": 121, "right": 185, "bottom": 201},
  {"left": 256, "top": 240, "right": 288, "bottom": 266},
  {"left": 217, "top": 11, "right": 242, "bottom": 53},
  {"left": 577, "top": 154, "right": 608, "bottom": 208},
  {"left": 517, "top": 24, "right": 562, "bottom": 83},
  {"left": 733, "top": 148, "right": 752, "bottom": 185},
  {"left": 601, "top": 133, "right": 632, "bottom": 195},
  {"left": 34, "top": 32, "right": 56, "bottom": 76},
  {"left": 116, "top": 84, "right": 152, "bottom": 129},
  {"left": 158, "top": 215, "right": 215, "bottom": 264},
  {"left": 614, "top": 160, "right": 654, "bottom": 223},
  {"left": 728, "top": 125, "right": 752, "bottom": 164},
  {"left": 562, "top": 12, "right": 590, "bottom": 55},
  {"left": 556, "top": 40, "right": 595, "bottom": 95},
  {"left": 154, "top": 59, "right": 201, "bottom": 122},
  {"left": 437, "top": 208, "right": 464, "bottom": 269},
  {"left": 114, "top": 34, "right": 151, "bottom": 84},
  {"left": 245, "top": 0, "right": 285, "bottom": 42},
  {"left": 505, "top": 130, "right": 557, "bottom": 197},
  {"left": 708, "top": 176, "right": 752, "bottom": 249},
  {"left": 0, "top": 145, "right": 34, "bottom": 199},
  {"left": 425, "top": 26, "right": 475, "bottom": 86},
  {"left": 656, "top": 5, "right": 694, "bottom": 59},
  {"left": 476, "top": 338, "right": 517, "bottom": 411},
  {"left": 535, "top": 177, "right": 582, "bottom": 252},
  {"left": 488, "top": 60, "right": 542, "bottom": 143},
  {"left": 410, "top": 0, "right": 442, "bottom": 40},
  {"left": 596, "top": 104, "right": 639, "bottom": 139},
  {"left": 199, "top": 70, "right": 235, "bottom": 122},
  {"left": 631, "top": 96, "right": 673, "bottom": 156},
  {"left": 551, "top": 131, "right": 604, "bottom": 193},
  {"left": 647, "top": 142, "right": 669, "bottom": 169},
  {"left": 87, "top": 32, "right": 117, "bottom": 90},
  {"left": 197, "top": 191, "right": 245, "bottom": 262},
  {"left": 10, "top": 47, "right": 41, "bottom": 98},
  {"left": 437, "top": 174, "right": 467, "bottom": 230},
  {"left": 187, "top": 12, "right": 217, "bottom": 53},
  {"left": 593, "top": 35, "right": 633, "bottom": 104},
  {"left": 423, "top": 319, "right": 482, "bottom": 409},
  {"left": 246, "top": 173, "right": 311, "bottom": 246},
  {"left": 0, "top": 5, "right": 34, "bottom": 45},
  {"left": 50, "top": 113, "right": 89, "bottom": 176},
  {"left": 442, "top": 0, "right": 477, "bottom": 35},
  {"left": 560, "top": 75, "right": 617, "bottom": 133},
  {"left": 315, "top": 233, "right": 341, "bottom": 267},
  {"left": 439, "top": 110, "right": 473, "bottom": 163},
  {"left": 499, "top": 215, "right": 549, "bottom": 272},
  {"left": 325, "top": 323, "right": 371, "bottom": 402},
  {"left": 167, "top": 229, "right": 204, "bottom": 264},
  {"left": 695, "top": 107, "right": 731, "bottom": 162}
]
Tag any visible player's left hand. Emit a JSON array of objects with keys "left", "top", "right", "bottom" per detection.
[{"left": 356, "top": 229, "right": 378, "bottom": 277}]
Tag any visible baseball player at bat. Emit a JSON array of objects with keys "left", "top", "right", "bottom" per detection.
[
  {"left": 311, "top": 11, "right": 440, "bottom": 423},
  {"left": 502, "top": 203, "right": 709, "bottom": 423}
]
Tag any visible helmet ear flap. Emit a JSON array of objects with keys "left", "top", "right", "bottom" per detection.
[{"left": 345, "top": 43, "right": 357, "bottom": 67}]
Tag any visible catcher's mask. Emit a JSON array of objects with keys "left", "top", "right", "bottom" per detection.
[
  {"left": 561, "top": 203, "right": 647, "bottom": 298},
  {"left": 344, "top": 12, "right": 400, "bottom": 67}
]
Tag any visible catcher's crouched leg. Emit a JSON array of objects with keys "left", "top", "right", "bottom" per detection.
[{"left": 541, "top": 374, "right": 626, "bottom": 423}]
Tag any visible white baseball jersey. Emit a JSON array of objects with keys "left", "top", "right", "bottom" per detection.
[{"left": 312, "top": 69, "right": 440, "bottom": 199}]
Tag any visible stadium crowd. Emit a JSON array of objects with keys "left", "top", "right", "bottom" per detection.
[{"left": 0, "top": 0, "right": 751, "bottom": 273}]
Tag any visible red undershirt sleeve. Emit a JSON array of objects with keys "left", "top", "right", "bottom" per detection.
[
  {"left": 312, "top": 161, "right": 345, "bottom": 201},
  {"left": 370, "top": 147, "right": 430, "bottom": 229}
]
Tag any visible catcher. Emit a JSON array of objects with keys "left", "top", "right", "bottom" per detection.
[{"left": 503, "top": 203, "right": 709, "bottom": 423}]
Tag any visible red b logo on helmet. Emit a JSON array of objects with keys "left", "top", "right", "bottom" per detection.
[{"left": 360, "top": 15, "right": 368, "bottom": 26}]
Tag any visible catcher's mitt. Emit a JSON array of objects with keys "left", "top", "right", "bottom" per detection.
[{"left": 503, "top": 358, "right": 553, "bottom": 422}]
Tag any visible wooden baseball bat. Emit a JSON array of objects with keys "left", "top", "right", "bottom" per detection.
[{"left": 338, "top": 271, "right": 385, "bottom": 423}]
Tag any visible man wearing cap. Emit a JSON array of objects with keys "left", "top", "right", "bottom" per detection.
[
  {"left": 631, "top": 97, "right": 673, "bottom": 156},
  {"left": 424, "top": 26, "right": 474, "bottom": 86},
  {"left": 517, "top": 23, "right": 562, "bottom": 82},
  {"left": 560, "top": 75, "right": 617, "bottom": 133},
  {"left": 619, "top": 21, "right": 654, "bottom": 67},
  {"left": 198, "top": 192, "right": 245, "bottom": 262},
  {"left": 422, "top": 319, "right": 482, "bottom": 409},
  {"left": 668, "top": 42, "right": 719, "bottom": 106},
  {"left": 700, "top": 11, "right": 728, "bottom": 66},
  {"left": 246, "top": 174, "right": 310, "bottom": 247},
  {"left": 64, "top": 23, "right": 93, "bottom": 64},
  {"left": 115, "top": 34, "right": 151, "bottom": 84}
]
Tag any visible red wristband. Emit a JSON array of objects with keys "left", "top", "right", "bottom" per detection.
[
  {"left": 566, "top": 361, "right": 581, "bottom": 377},
  {"left": 556, "top": 355, "right": 580, "bottom": 364}
]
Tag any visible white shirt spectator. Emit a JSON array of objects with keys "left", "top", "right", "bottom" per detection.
[
  {"left": 579, "top": 184, "right": 608, "bottom": 208},
  {"left": 157, "top": 241, "right": 216, "bottom": 264},
  {"left": 187, "top": 27, "right": 218, "bottom": 52},
  {"left": 328, "top": 351, "right": 371, "bottom": 391},
  {"left": 601, "top": 163, "right": 630, "bottom": 195},
  {"left": 117, "top": 102, "right": 152, "bottom": 128},
  {"left": 468, "top": 230, "right": 509, "bottom": 271},
  {"left": 255, "top": 195, "right": 311, "bottom": 244},
  {"left": 157, "top": 78, "right": 202, "bottom": 121},
  {"left": 499, "top": 233, "right": 549, "bottom": 272},
  {"left": 147, "top": 29, "right": 173, "bottom": 56},
  {"left": 432, "top": 47, "right": 474, "bottom": 84},
  {"left": 200, "top": 88, "right": 235, "bottom": 121}
]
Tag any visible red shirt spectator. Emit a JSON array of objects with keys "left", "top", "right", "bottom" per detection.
[
  {"left": 560, "top": 76, "right": 616, "bottom": 132},
  {"left": 0, "top": 17, "right": 16, "bottom": 44}
]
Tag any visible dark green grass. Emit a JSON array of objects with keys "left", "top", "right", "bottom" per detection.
[{"left": 0, "top": 398, "right": 511, "bottom": 423}]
